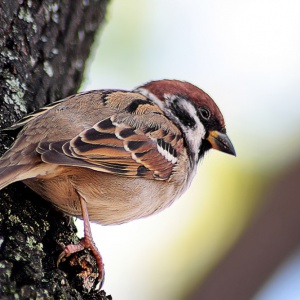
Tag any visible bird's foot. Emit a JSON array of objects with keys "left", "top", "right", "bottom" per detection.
[{"left": 57, "top": 237, "right": 105, "bottom": 288}]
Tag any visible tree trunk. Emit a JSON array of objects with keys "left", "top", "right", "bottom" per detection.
[{"left": 0, "top": 1, "right": 112, "bottom": 299}]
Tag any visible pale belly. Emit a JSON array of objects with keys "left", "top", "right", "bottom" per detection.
[{"left": 24, "top": 165, "right": 190, "bottom": 225}]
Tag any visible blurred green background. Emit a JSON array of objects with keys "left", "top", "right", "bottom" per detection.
[{"left": 76, "top": 0, "right": 300, "bottom": 299}]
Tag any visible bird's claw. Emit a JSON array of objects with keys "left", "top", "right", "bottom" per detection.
[{"left": 57, "top": 238, "right": 105, "bottom": 288}]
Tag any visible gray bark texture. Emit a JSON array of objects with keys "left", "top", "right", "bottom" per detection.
[{"left": 0, "top": 0, "right": 112, "bottom": 299}]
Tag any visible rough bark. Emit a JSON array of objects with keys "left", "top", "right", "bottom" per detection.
[{"left": 0, "top": 1, "right": 111, "bottom": 299}]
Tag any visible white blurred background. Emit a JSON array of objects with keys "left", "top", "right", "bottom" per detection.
[{"left": 76, "top": 1, "right": 300, "bottom": 299}]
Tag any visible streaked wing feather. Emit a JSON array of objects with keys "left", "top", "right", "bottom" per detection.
[{"left": 39, "top": 113, "right": 184, "bottom": 180}]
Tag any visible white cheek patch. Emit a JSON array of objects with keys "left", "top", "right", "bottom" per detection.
[
  {"left": 164, "top": 94, "right": 206, "bottom": 157},
  {"left": 187, "top": 118, "right": 205, "bottom": 158},
  {"left": 137, "top": 89, "right": 206, "bottom": 162},
  {"left": 181, "top": 99, "right": 206, "bottom": 150}
]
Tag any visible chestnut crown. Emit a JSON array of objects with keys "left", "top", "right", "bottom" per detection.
[{"left": 137, "top": 79, "right": 235, "bottom": 160}]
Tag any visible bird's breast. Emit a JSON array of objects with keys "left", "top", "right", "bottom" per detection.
[{"left": 23, "top": 156, "right": 191, "bottom": 225}]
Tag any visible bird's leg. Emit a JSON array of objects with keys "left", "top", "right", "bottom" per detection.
[{"left": 57, "top": 195, "right": 105, "bottom": 287}]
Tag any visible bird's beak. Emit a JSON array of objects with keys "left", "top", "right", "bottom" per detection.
[{"left": 207, "top": 130, "right": 236, "bottom": 156}]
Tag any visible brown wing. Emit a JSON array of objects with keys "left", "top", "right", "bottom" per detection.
[
  {"left": 38, "top": 112, "right": 184, "bottom": 180},
  {"left": 0, "top": 90, "right": 184, "bottom": 183}
]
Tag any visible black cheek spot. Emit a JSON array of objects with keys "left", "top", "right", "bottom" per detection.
[{"left": 170, "top": 101, "right": 196, "bottom": 128}]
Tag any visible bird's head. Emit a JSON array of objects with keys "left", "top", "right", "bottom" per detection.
[{"left": 136, "top": 79, "right": 236, "bottom": 163}]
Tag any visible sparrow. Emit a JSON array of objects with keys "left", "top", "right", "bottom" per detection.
[{"left": 0, "top": 79, "right": 235, "bottom": 287}]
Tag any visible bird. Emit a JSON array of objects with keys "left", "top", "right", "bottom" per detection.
[{"left": 0, "top": 79, "right": 235, "bottom": 287}]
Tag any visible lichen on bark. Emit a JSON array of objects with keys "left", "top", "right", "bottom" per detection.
[{"left": 0, "top": 0, "right": 112, "bottom": 299}]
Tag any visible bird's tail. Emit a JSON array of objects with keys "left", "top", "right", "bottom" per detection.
[
  {"left": 0, "top": 164, "right": 32, "bottom": 190},
  {"left": 0, "top": 146, "right": 37, "bottom": 190},
  {"left": 0, "top": 133, "right": 40, "bottom": 190}
]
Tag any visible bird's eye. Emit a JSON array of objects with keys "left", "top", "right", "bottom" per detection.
[{"left": 200, "top": 107, "right": 211, "bottom": 120}]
